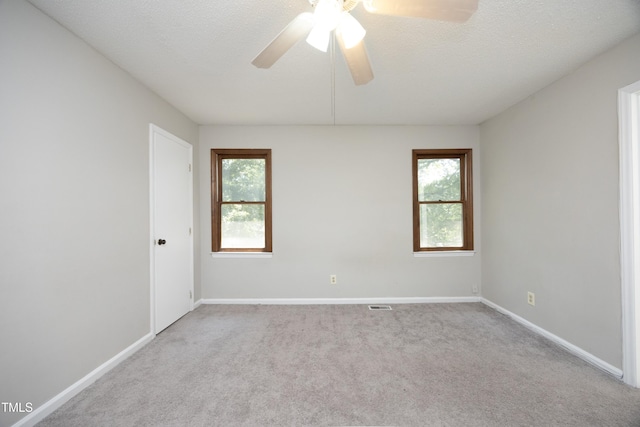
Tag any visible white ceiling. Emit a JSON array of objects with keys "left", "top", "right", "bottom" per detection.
[{"left": 27, "top": 0, "right": 640, "bottom": 126}]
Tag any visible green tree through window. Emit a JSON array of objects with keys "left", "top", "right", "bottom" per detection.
[
  {"left": 413, "top": 149, "right": 473, "bottom": 251},
  {"left": 211, "top": 149, "right": 272, "bottom": 252}
]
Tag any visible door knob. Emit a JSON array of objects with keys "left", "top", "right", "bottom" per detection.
[{"left": 157, "top": 239, "right": 167, "bottom": 245}]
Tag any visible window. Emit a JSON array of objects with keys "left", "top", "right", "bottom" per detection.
[
  {"left": 412, "top": 149, "right": 473, "bottom": 252},
  {"left": 211, "top": 149, "right": 272, "bottom": 252}
]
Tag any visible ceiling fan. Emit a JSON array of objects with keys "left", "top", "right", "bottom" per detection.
[{"left": 251, "top": 0, "right": 478, "bottom": 85}]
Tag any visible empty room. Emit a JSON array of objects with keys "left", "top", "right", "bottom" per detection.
[{"left": 2, "top": 0, "right": 640, "bottom": 425}]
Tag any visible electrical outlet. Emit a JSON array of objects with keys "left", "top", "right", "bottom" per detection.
[
  {"left": 472, "top": 284, "right": 479, "bottom": 294},
  {"left": 527, "top": 292, "right": 535, "bottom": 306},
  {"left": 330, "top": 275, "right": 337, "bottom": 285}
]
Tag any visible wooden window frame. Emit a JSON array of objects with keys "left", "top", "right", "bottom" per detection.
[
  {"left": 211, "top": 149, "right": 272, "bottom": 252},
  {"left": 412, "top": 149, "right": 473, "bottom": 252}
]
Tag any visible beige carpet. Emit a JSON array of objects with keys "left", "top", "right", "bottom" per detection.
[{"left": 37, "top": 303, "right": 640, "bottom": 426}]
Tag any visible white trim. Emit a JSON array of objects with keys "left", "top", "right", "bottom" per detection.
[
  {"left": 200, "top": 296, "right": 481, "bottom": 305},
  {"left": 481, "top": 298, "right": 623, "bottom": 379},
  {"left": 194, "top": 298, "right": 203, "bottom": 309},
  {"left": 413, "top": 251, "right": 475, "bottom": 257},
  {"left": 149, "top": 124, "right": 195, "bottom": 336},
  {"left": 620, "top": 80, "right": 640, "bottom": 387},
  {"left": 210, "top": 252, "right": 273, "bottom": 259},
  {"left": 11, "top": 333, "right": 154, "bottom": 427}
]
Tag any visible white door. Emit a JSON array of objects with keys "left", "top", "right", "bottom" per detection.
[
  {"left": 150, "top": 125, "right": 193, "bottom": 334},
  {"left": 620, "top": 80, "right": 640, "bottom": 387}
]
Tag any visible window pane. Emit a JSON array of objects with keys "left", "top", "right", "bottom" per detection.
[
  {"left": 221, "top": 204, "right": 265, "bottom": 248},
  {"left": 222, "top": 159, "right": 265, "bottom": 202},
  {"left": 418, "top": 158, "right": 461, "bottom": 201},
  {"left": 420, "top": 203, "right": 463, "bottom": 248}
]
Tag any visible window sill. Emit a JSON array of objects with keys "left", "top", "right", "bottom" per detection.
[
  {"left": 413, "top": 251, "right": 475, "bottom": 258},
  {"left": 211, "top": 252, "right": 273, "bottom": 259}
]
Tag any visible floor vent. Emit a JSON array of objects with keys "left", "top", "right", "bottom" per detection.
[{"left": 368, "top": 305, "right": 392, "bottom": 310}]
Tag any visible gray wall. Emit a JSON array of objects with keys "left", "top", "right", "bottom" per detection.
[
  {"left": 0, "top": 1, "right": 198, "bottom": 425},
  {"left": 199, "top": 125, "right": 481, "bottom": 300},
  {"left": 480, "top": 33, "right": 640, "bottom": 368}
]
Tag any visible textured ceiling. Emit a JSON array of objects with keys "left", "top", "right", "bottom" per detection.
[{"left": 27, "top": 0, "right": 640, "bottom": 125}]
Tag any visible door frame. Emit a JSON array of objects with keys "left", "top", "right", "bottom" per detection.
[
  {"left": 149, "top": 124, "right": 194, "bottom": 335},
  {"left": 620, "top": 80, "right": 640, "bottom": 387}
]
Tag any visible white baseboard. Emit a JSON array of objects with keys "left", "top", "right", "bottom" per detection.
[
  {"left": 12, "top": 333, "right": 154, "bottom": 427},
  {"left": 481, "top": 298, "right": 623, "bottom": 379},
  {"left": 193, "top": 298, "right": 203, "bottom": 309},
  {"left": 200, "top": 296, "right": 481, "bottom": 305}
]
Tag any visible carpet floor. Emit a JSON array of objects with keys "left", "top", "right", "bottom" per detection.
[{"left": 37, "top": 303, "right": 640, "bottom": 426}]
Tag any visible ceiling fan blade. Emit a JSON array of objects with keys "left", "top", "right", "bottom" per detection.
[
  {"left": 336, "top": 33, "right": 374, "bottom": 86},
  {"left": 363, "top": 0, "right": 478, "bottom": 23},
  {"left": 251, "top": 12, "right": 315, "bottom": 69}
]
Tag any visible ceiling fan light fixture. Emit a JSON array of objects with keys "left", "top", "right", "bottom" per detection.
[
  {"left": 306, "top": 0, "right": 342, "bottom": 52},
  {"left": 306, "top": 25, "right": 332, "bottom": 52},
  {"left": 337, "top": 12, "right": 366, "bottom": 49},
  {"left": 312, "top": 0, "right": 341, "bottom": 30}
]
